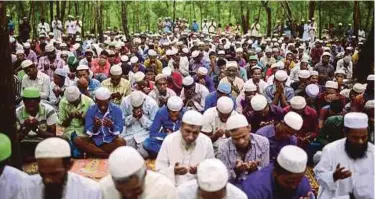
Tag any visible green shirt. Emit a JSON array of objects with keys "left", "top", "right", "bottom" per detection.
[{"left": 58, "top": 94, "right": 94, "bottom": 138}]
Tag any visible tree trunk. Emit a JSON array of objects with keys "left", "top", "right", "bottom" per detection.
[
  {"left": 50, "top": 1, "right": 53, "bottom": 23},
  {"left": 199, "top": 3, "right": 203, "bottom": 30},
  {"left": 165, "top": 1, "right": 169, "bottom": 17},
  {"left": 74, "top": 2, "right": 78, "bottom": 17},
  {"left": 318, "top": 1, "right": 322, "bottom": 39},
  {"left": 193, "top": 2, "right": 196, "bottom": 19},
  {"left": 60, "top": 0, "right": 66, "bottom": 22},
  {"left": 56, "top": 0, "right": 60, "bottom": 19},
  {"left": 173, "top": 0, "right": 176, "bottom": 26},
  {"left": 0, "top": 1, "right": 21, "bottom": 169},
  {"left": 96, "top": 1, "right": 103, "bottom": 42},
  {"left": 262, "top": 1, "right": 272, "bottom": 37},
  {"left": 280, "top": 1, "right": 293, "bottom": 22},
  {"left": 353, "top": 1, "right": 360, "bottom": 40},
  {"left": 308, "top": 0, "right": 316, "bottom": 20},
  {"left": 81, "top": 2, "right": 87, "bottom": 37},
  {"left": 121, "top": 1, "right": 130, "bottom": 39},
  {"left": 216, "top": 1, "right": 220, "bottom": 24},
  {"left": 354, "top": 23, "right": 373, "bottom": 82}
]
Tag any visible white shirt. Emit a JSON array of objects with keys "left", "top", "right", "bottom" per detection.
[
  {"left": 155, "top": 130, "right": 215, "bottom": 186},
  {"left": 336, "top": 59, "right": 353, "bottom": 79},
  {"left": 65, "top": 20, "right": 76, "bottom": 34},
  {"left": 51, "top": 20, "right": 63, "bottom": 39},
  {"left": 22, "top": 71, "right": 51, "bottom": 100},
  {"left": 314, "top": 138, "right": 374, "bottom": 199},
  {"left": 37, "top": 22, "right": 50, "bottom": 35},
  {"left": 100, "top": 170, "right": 176, "bottom": 199},
  {"left": 17, "top": 172, "right": 102, "bottom": 199},
  {"left": 180, "top": 83, "right": 209, "bottom": 112},
  {"left": 0, "top": 166, "right": 29, "bottom": 199},
  {"left": 203, "top": 107, "right": 237, "bottom": 151},
  {"left": 149, "top": 88, "right": 176, "bottom": 107},
  {"left": 177, "top": 179, "right": 248, "bottom": 199},
  {"left": 49, "top": 78, "right": 74, "bottom": 105}
]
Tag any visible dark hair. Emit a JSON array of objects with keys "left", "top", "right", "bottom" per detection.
[
  {"left": 217, "top": 59, "right": 226, "bottom": 67},
  {"left": 100, "top": 50, "right": 109, "bottom": 56},
  {"left": 209, "top": 51, "right": 216, "bottom": 57},
  {"left": 330, "top": 99, "right": 344, "bottom": 113}
]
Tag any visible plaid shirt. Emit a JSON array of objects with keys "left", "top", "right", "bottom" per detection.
[{"left": 37, "top": 56, "right": 65, "bottom": 79}]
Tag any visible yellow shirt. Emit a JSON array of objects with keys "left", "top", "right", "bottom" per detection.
[
  {"left": 101, "top": 78, "right": 132, "bottom": 105},
  {"left": 144, "top": 59, "right": 163, "bottom": 74}
]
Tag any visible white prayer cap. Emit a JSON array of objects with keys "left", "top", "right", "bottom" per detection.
[
  {"left": 134, "top": 71, "right": 145, "bottom": 82},
  {"left": 272, "top": 48, "right": 279, "bottom": 52},
  {"left": 298, "top": 46, "right": 306, "bottom": 50},
  {"left": 270, "top": 63, "right": 279, "bottom": 69},
  {"left": 352, "top": 83, "right": 365, "bottom": 94},
  {"left": 334, "top": 69, "right": 346, "bottom": 76},
  {"left": 284, "top": 111, "right": 303, "bottom": 131},
  {"left": 197, "top": 159, "right": 228, "bottom": 192},
  {"left": 243, "top": 81, "right": 257, "bottom": 92},
  {"left": 21, "top": 59, "right": 33, "bottom": 69},
  {"left": 217, "top": 50, "right": 225, "bottom": 55},
  {"left": 217, "top": 96, "right": 234, "bottom": 114},
  {"left": 182, "top": 76, "right": 194, "bottom": 86},
  {"left": 266, "top": 38, "right": 271, "bottom": 42},
  {"left": 235, "top": 48, "right": 243, "bottom": 53},
  {"left": 298, "top": 70, "right": 311, "bottom": 79},
  {"left": 225, "top": 61, "right": 238, "bottom": 70},
  {"left": 163, "top": 41, "right": 170, "bottom": 46},
  {"left": 275, "top": 70, "right": 288, "bottom": 81},
  {"left": 60, "top": 43, "right": 67, "bottom": 47},
  {"left": 182, "top": 48, "right": 189, "bottom": 54},
  {"left": 191, "top": 50, "right": 200, "bottom": 58},
  {"left": 110, "top": 64, "right": 122, "bottom": 76},
  {"left": 290, "top": 96, "right": 307, "bottom": 110},
  {"left": 64, "top": 86, "right": 81, "bottom": 102},
  {"left": 165, "top": 49, "right": 174, "bottom": 56},
  {"left": 130, "top": 56, "right": 139, "bottom": 64},
  {"left": 277, "top": 145, "right": 307, "bottom": 173},
  {"left": 310, "top": 70, "right": 319, "bottom": 76},
  {"left": 182, "top": 110, "right": 203, "bottom": 126},
  {"left": 322, "top": 52, "right": 331, "bottom": 57},
  {"left": 95, "top": 87, "right": 111, "bottom": 100},
  {"left": 54, "top": 68, "right": 67, "bottom": 77},
  {"left": 325, "top": 81, "right": 338, "bottom": 89},
  {"left": 155, "top": 73, "right": 167, "bottom": 82},
  {"left": 61, "top": 50, "right": 69, "bottom": 55},
  {"left": 340, "top": 89, "right": 351, "bottom": 99},
  {"left": 271, "top": 38, "right": 277, "bottom": 42},
  {"left": 300, "top": 58, "right": 309, "bottom": 63},
  {"left": 247, "top": 39, "right": 253, "bottom": 44},
  {"left": 344, "top": 112, "right": 368, "bottom": 129},
  {"left": 223, "top": 44, "right": 230, "bottom": 50},
  {"left": 365, "top": 100, "right": 375, "bottom": 109},
  {"left": 265, "top": 48, "right": 272, "bottom": 53},
  {"left": 130, "top": 90, "right": 146, "bottom": 107},
  {"left": 343, "top": 56, "right": 351, "bottom": 63},
  {"left": 107, "top": 50, "right": 115, "bottom": 56},
  {"left": 109, "top": 146, "right": 145, "bottom": 179},
  {"left": 162, "top": 67, "right": 172, "bottom": 76},
  {"left": 45, "top": 44, "right": 55, "bottom": 53},
  {"left": 302, "top": 54, "right": 310, "bottom": 61},
  {"left": 76, "top": 65, "right": 89, "bottom": 71},
  {"left": 16, "top": 49, "right": 24, "bottom": 55},
  {"left": 23, "top": 42, "right": 31, "bottom": 48},
  {"left": 120, "top": 55, "right": 129, "bottom": 62},
  {"left": 305, "top": 84, "right": 320, "bottom": 98},
  {"left": 251, "top": 94, "right": 268, "bottom": 111},
  {"left": 367, "top": 74, "right": 375, "bottom": 81},
  {"left": 255, "top": 47, "right": 262, "bottom": 53},
  {"left": 35, "top": 137, "right": 71, "bottom": 159},
  {"left": 226, "top": 114, "right": 248, "bottom": 130},
  {"left": 346, "top": 46, "right": 353, "bottom": 50},
  {"left": 197, "top": 67, "right": 208, "bottom": 76},
  {"left": 167, "top": 96, "right": 183, "bottom": 111},
  {"left": 148, "top": 49, "right": 157, "bottom": 56},
  {"left": 115, "top": 43, "right": 122, "bottom": 50}
]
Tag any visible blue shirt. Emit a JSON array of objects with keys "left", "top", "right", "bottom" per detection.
[
  {"left": 204, "top": 91, "right": 236, "bottom": 112},
  {"left": 264, "top": 84, "right": 295, "bottom": 105},
  {"left": 255, "top": 124, "right": 297, "bottom": 163},
  {"left": 242, "top": 164, "right": 312, "bottom": 199},
  {"left": 85, "top": 103, "right": 124, "bottom": 146},
  {"left": 193, "top": 75, "right": 215, "bottom": 92},
  {"left": 149, "top": 106, "right": 186, "bottom": 139},
  {"left": 88, "top": 78, "right": 101, "bottom": 98},
  {"left": 192, "top": 23, "right": 199, "bottom": 32}
]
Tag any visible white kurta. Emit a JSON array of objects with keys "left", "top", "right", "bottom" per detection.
[
  {"left": 51, "top": 20, "right": 63, "bottom": 40},
  {"left": 314, "top": 138, "right": 374, "bottom": 199},
  {"left": 100, "top": 170, "right": 176, "bottom": 199},
  {"left": 177, "top": 179, "right": 248, "bottom": 199},
  {"left": 155, "top": 130, "right": 215, "bottom": 186},
  {"left": 65, "top": 20, "right": 76, "bottom": 35},
  {"left": 245, "top": 79, "right": 268, "bottom": 94},
  {"left": 37, "top": 23, "right": 50, "bottom": 35},
  {"left": 17, "top": 172, "right": 102, "bottom": 199},
  {"left": 0, "top": 166, "right": 29, "bottom": 199}
]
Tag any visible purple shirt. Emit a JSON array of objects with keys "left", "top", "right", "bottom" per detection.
[
  {"left": 242, "top": 164, "right": 312, "bottom": 199},
  {"left": 193, "top": 75, "right": 215, "bottom": 92},
  {"left": 25, "top": 49, "right": 38, "bottom": 65},
  {"left": 245, "top": 104, "right": 284, "bottom": 132},
  {"left": 218, "top": 133, "right": 270, "bottom": 184},
  {"left": 255, "top": 124, "right": 297, "bottom": 162},
  {"left": 37, "top": 56, "right": 65, "bottom": 79}
]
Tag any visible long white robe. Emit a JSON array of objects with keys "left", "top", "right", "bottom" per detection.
[
  {"left": 51, "top": 20, "right": 63, "bottom": 40},
  {"left": 0, "top": 166, "right": 29, "bottom": 199},
  {"left": 177, "top": 179, "right": 248, "bottom": 199},
  {"left": 314, "top": 138, "right": 374, "bottom": 199},
  {"left": 155, "top": 130, "right": 215, "bottom": 186},
  {"left": 17, "top": 172, "right": 102, "bottom": 199},
  {"left": 100, "top": 170, "right": 176, "bottom": 199}
]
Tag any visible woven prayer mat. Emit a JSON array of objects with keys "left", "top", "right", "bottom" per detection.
[{"left": 306, "top": 166, "right": 320, "bottom": 192}]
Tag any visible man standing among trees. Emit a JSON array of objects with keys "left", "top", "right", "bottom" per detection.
[{"left": 250, "top": 18, "right": 261, "bottom": 37}]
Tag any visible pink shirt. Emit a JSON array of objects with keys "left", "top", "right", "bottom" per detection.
[{"left": 90, "top": 58, "right": 110, "bottom": 76}]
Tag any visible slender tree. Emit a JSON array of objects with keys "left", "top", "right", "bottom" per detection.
[
  {"left": 308, "top": 0, "right": 316, "bottom": 20},
  {"left": 0, "top": 1, "right": 21, "bottom": 169}
]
